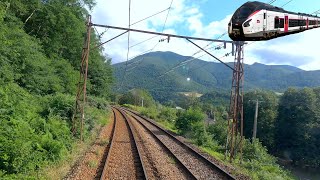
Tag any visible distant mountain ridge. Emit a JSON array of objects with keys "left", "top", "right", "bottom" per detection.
[{"left": 113, "top": 51, "right": 320, "bottom": 101}]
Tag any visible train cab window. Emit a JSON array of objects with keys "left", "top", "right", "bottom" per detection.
[
  {"left": 238, "top": 7, "right": 253, "bottom": 18},
  {"left": 232, "top": 3, "right": 255, "bottom": 20}
]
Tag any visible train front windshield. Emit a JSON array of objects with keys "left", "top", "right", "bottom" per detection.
[{"left": 232, "top": 6, "right": 255, "bottom": 20}]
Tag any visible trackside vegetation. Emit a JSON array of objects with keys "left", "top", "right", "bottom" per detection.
[
  {"left": 120, "top": 88, "right": 313, "bottom": 179},
  {"left": 0, "top": 0, "right": 113, "bottom": 178},
  {"left": 126, "top": 104, "right": 293, "bottom": 180}
]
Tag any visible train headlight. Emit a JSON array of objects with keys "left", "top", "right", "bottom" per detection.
[{"left": 243, "top": 19, "right": 252, "bottom": 27}]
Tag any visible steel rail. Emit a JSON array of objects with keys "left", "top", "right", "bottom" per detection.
[
  {"left": 100, "top": 108, "right": 117, "bottom": 180},
  {"left": 100, "top": 107, "right": 147, "bottom": 180},
  {"left": 117, "top": 108, "right": 148, "bottom": 180},
  {"left": 122, "top": 107, "right": 236, "bottom": 180},
  {"left": 119, "top": 107, "right": 197, "bottom": 179}
]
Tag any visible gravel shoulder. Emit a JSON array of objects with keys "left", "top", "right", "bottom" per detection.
[{"left": 64, "top": 113, "right": 115, "bottom": 180}]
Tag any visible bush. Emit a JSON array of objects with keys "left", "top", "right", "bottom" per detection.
[
  {"left": 207, "top": 119, "right": 228, "bottom": 146},
  {"left": 175, "top": 107, "right": 204, "bottom": 135},
  {"left": 158, "top": 107, "right": 177, "bottom": 122},
  {"left": 141, "top": 107, "right": 159, "bottom": 120},
  {"left": 241, "top": 139, "right": 293, "bottom": 180},
  {"left": 40, "top": 93, "right": 74, "bottom": 121}
]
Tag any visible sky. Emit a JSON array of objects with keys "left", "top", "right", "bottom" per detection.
[{"left": 91, "top": 0, "right": 320, "bottom": 70}]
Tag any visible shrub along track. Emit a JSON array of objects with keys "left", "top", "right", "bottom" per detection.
[
  {"left": 99, "top": 107, "right": 147, "bottom": 179},
  {"left": 121, "top": 107, "right": 236, "bottom": 180}
]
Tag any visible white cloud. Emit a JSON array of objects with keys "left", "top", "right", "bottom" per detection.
[
  {"left": 244, "top": 29, "right": 320, "bottom": 70},
  {"left": 91, "top": 0, "right": 320, "bottom": 70}
]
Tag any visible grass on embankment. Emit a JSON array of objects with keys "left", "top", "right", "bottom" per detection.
[{"left": 39, "top": 105, "right": 111, "bottom": 180}]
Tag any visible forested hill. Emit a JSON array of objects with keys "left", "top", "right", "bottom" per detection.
[
  {"left": 0, "top": 1, "right": 113, "bottom": 178},
  {"left": 113, "top": 51, "right": 320, "bottom": 94}
]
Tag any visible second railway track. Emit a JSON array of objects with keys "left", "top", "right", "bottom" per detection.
[{"left": 122, "top": 107, "right": 236, "bottom": 180}]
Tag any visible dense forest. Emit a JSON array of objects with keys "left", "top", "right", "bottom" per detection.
[
  {"left": 243, "top": 89, "right": 320, "bottom": 167},
  {"left": 0, "top": 0, "right": 113, "bottom": 178}
]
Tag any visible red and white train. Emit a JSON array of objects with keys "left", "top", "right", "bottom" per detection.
[{"left": 228, "top": 1, "right": 320, "bottom": 41}]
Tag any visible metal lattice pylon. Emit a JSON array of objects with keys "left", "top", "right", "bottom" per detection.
[
  {"left": 225, "top": 42, "right": 244, "bottom": 162},
  {"left": 72, "top": 15, "right": 92, "bottom": 141}
]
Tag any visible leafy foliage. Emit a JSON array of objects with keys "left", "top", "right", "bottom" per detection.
[
  {"left": 118, "top": 89, "right": 155, "bottom": 108},
  {"left": 0, "top": 0, "right": 113, "bottom": 178},
  {"left": 275, "top": 88, "right": 320, "bottom": 167},
  {"left": 243, "top": 91, "right": 279, "bottom": 150}
]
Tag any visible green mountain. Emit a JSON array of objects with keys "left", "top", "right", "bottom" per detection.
[{"left": 113, "top": 51, "right": 320, "bottom": 101}]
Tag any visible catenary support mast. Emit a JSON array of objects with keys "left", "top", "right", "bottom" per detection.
[
  {"left": 226, "top": 42, "right": 244, "bottom": 162},
  {"left": 72, "top": 15, "right": 92, "bottom": 141}
]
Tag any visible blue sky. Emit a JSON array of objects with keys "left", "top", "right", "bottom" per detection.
[{"left": 92, "top": 0, "right": 320, "bottom": 70}]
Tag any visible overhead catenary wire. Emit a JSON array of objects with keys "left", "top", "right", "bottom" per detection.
[
  {"left": 94, "top": 30, "right": 129, "bottom": 49},
  {"left": 156, "top": 33, "right": 227, "bottom": 78},
  {"left": 119, "top": 0, "right": 132, "bottom": 89},
  {"left": 267, "top": 0, "right": 277, "bottom": 5},
  {"left": 121, "top": 0, "right": 175, "bottom": 76},
  {"left": 281, "top": 0, "right": 294, "bottom": 8},
  {"left": 128, "top": 7, "right": 171, "bottom": 48},
  {"left": 130, "top": 7, "right": 170, "bottom": 26},
  {"left": 312, "top": 9, "right": 320, "bottom": 15}
]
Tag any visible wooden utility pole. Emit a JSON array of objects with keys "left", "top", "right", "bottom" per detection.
[
  {"left": 252, "top": 99, "right": 259, "bottom": 139},
  {"left": 141, "top": 97, "right": 144, "bottom": 107}
]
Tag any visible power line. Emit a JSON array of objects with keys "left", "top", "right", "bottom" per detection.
[
  {"left": 312, "top": 9, "right": 320, "bottom": 15},
  {"left": 120, "top": 0, "right": 173, "bottom": 84},
  {"left": 94, "top": 30, "right": 129, "bottom": 49},
  {"left": 131, "top": 7, "right": 170, "bottom": 26},
  {"left": 281, "top": 0, "right": 294, "bottom": 7},
  {"left": 130, "top": 35, "right": 158, "bottom": 48},
  {"left": 267, "top": 0, "right": 277, "bottom": 5},
  {"left": 161, "top": 0, "right": 174, "bottom": 32},
  {"left": 150, "top": 0, "right": 174, "bottom": 50},
  {"left": 119, "top": 0, "right": 132, "bottom": 89},
  {"left": 129, "top": 1, "right": 174, "bottom": 49},
  {"left": 156, "top": 34, "right": 227, "bottom": 78}
]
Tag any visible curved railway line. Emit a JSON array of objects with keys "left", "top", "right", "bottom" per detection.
[
  {"left": 122, "top": 107, "right": 236, "bottom": 180},
  {"left": 100, "top": 106, "right": 236, "bottom": 179}
]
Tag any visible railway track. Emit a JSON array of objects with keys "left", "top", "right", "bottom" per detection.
[
  {"left": 121, "top": 107, "right": 236, "bottom": 180},
  {"left": 99, "top": 107, "right": 147, "bottom": 179}
]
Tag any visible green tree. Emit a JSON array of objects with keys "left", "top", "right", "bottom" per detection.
[
  {"left": 118, "top": 89, "right": 155, "bottom": 107},
  {"left": 243, "top": 91, "right": 278, "bottom": 150},
  {"left": 275, "top": 88, "right": 320, "bottom": 166},
  {"left": 0, "top": 0, "right": 114, "bottom": 177}
]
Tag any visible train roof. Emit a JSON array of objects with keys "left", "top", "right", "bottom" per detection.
[{"left": 245, "top": 1, "right": 319, "bottom": 18}]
